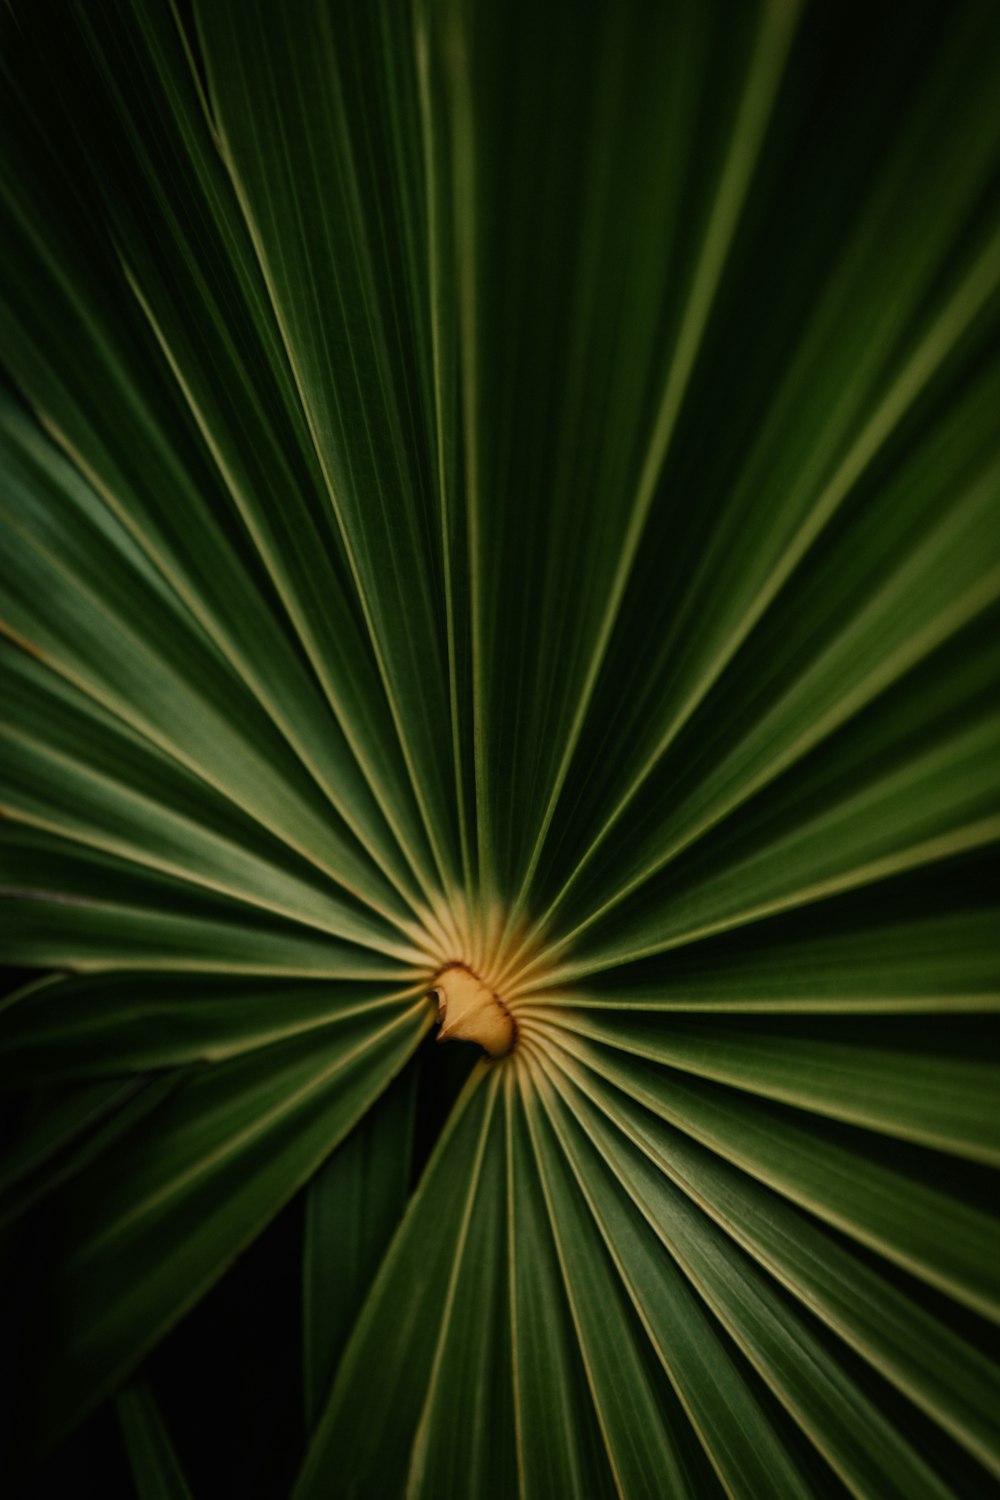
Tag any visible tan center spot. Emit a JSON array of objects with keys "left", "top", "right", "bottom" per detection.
[{"left": 432, "top": 964, "right": 516, "bottom": 1058}]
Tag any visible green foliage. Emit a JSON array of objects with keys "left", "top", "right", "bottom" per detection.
[{"left": 2, "top": 0, "right": 999, "bottom": 1495}]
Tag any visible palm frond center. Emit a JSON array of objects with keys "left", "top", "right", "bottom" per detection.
[{"left": 432, "top": 963, "right": 517, "bottom": 1058}]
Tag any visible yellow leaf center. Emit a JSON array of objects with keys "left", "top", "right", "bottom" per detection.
[{"left": 432, "top": 964, "right": 516, "bottom": 1058}]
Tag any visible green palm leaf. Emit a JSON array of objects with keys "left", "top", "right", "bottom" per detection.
[
  {"left": 117, "top": 1383, "right": 194, "bottom": 1500},
  {"left": 2, "top": 0, "right": 998, "bottom": 1495}
]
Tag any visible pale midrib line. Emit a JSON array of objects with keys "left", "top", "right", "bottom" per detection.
[
  {"left": 529, "top": 1010, "right": 1000, "bottom": 1166},
  {"left": 302, "top": 8, "right": 462, "bottom": 904},
  {"left": 158, "top": 16, "right": 334, "bottom": 488},
  {"left": 18, "top": 411, "right": 221, "bottom": 632},
  {"left": 532, "top": 223, "right": 1000, "bottom": 943},
  {"left": 540, "top": 1039, "right": 1000, "bottom": 1479},
  {"left": 193, "top": 984, "right": 426, "bottom": 1060},
  {"left": 514, "top": 814, "right": 1000, "bottom": 994},
  {"left": 444, "top": 1, "right": 494, "bottom": 912},
  {"left": 293, "top": 1059, "right": 492, "bottom": 1495},
  {"left": 516, "top": 993, "right": 1000, "bottom": 1016},
  {"left": 528, "top": 1051, "right": 742, "bottom": 1500},
  {"left": 67, "top": 956, "right": 424, "bottom": 980},
  {"left": 490, "top": 929, "right": 554, "bottom": 1003},
  {"left": 5, "top": 994, "right": 425, "bottom": 1075},
  {"left": 1, "top": 424, "right": 427, "bottom": 934},
  {"left": 1, "top": 797, "right": 431, "bottom": 966},
  {"left": 403, "top": 1071, "right": 500, "bottom": 1500},
  {"left": 5, "top": 985, "right": 425, "bottom": 1068},
  {"left": 3, "top": 190, "right": 182, "bottom": 459},
  {"left": 317, "top": 10, "right": 462, "bottom": 743},
  {"left": 2, "top": 449, "right": 419, "bottom": 922},
  {"left": 4, "top": 693, "right": 433, "bottom": 953},
  {"left": 0, "top": 971, "right": 65, "bottom": 1013},
  {"left": 541, "top": 1024, "right": 1000, "bottom": 1324},
  {"left": 414, "top": 1, "right": 475, "bottom": 904},
  {"left": 18, "top": 317, "right": 421, "bottom": 921},
  {"left": 167, "top": 0, "right": 221, "bottom": 151},
  {"left": 516, "top": 1056, "right": 629, "bottom": 1500},
  {"left": 61, "top": 1016, "right": 435, "bottom": 1442},
  {"left": 502, "top": 1069, "right": 528, "bottom": 1500},
  {"left": 69, "top": 999, "right": 429, "bottom": 1270},
  {"left": 8, "top": 927, "right": 416, "bottom": 986},
  {"left": 210, "top": 89, "right": 458, "bottom": 910},
  {"left": 117, "top": 257, "right": 445, "bottom": 930},
  {"left": 94, "top": 49, "right": 449, "bottom": 912},
  {"left": 506, "top": 0, "right": 803, "bottom": 934},
  {"left": 0, "top": 872, "right": 423, "bottom": 979},
  {"left": 0, "top": 561, "right": 415, "bottom": 933},
  {"left": 538, "top": 519, "right": 1000, "bottom": 956},
  {"left": 538, "top": 1041, "right": 976, "bottom": 1493}
]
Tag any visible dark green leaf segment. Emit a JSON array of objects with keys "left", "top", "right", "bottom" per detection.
[{"left": 1, "top": 0, "right": 999, "bottom": 1495}]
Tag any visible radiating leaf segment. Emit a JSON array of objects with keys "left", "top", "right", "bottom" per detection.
[{"left": 1, "top": 0, "right": 999, "bottom": 1496}]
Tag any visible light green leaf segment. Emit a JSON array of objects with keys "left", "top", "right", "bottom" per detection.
[{"left": 1, "top": 0, "right": 999, "bottom": 1494}]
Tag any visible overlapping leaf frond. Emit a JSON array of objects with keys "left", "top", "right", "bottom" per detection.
[{"left": 2, "top": 0, "right": 999, "bottom": 1494}]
